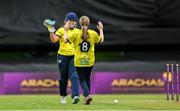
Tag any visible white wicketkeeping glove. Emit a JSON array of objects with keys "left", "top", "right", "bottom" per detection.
[{"left": 43, "top": 19, "right": 56, "bottom": 33}]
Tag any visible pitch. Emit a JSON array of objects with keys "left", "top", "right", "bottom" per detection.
[{"left": 0, "top": 94, "right": 179, "bottom": 110}]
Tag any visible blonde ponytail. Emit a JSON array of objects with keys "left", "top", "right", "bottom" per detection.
[{"left": 79, "top": 16, "right": 90, "bottom": 40}]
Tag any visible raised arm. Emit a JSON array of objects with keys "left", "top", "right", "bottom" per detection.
[
  {"left": 63, "top": 21, "right": 70, "bottom": 43},
  {"left": 43, "top": 19, "right": 59, "bottom": 43},
  {"left": 96, "top": 21, "right": 104, "bottom": 43},
  {"left": 49, "top": 32, "right": 60, "bottom": 43}
]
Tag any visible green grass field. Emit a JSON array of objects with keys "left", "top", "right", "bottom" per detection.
[{"left": 0, "top": 94, "right": 180, "bottom": 110}]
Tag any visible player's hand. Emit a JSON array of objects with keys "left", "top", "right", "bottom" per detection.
[
  {"left": 64, "top": 20, "right": 70, "bottom": 31},
  {"left": 43, "top": 19, "right": 56, "bottom": 33},
  {"left": 96, "top": 21, "right": 103, "bottom": 31}
]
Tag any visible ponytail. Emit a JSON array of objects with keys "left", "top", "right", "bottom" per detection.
[
  {"left": 79, "top": 16, "right": 90, "bottom": 41},
  {"left": 81, "top": 26, "right": 89, "bottom": 40}
]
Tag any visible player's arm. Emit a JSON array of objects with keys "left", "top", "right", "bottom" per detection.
[
  {"left": 49, "top": 33, "right": 60, "bottom": 43},
  {"left": 43, "top": 19, "right": 59, "bottom": 43},
  {"left": 63, "top": 21, "right": 70, "bottom": 43},
  {"left": 96, "top": 21, "right": 104, "bottom": 43}
]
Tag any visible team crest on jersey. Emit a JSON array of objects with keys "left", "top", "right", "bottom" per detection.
[{"left": 80, "top": 57, "right": 90, "bottom": 65}]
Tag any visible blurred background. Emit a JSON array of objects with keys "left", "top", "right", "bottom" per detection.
[{"left": 1, "top": 0, "right": 180, "bottom": 95}]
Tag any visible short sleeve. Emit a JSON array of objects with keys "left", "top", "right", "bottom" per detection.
[
  {"left": 55, "top": 28, "right": 64, "bottom": 37},
  {"left": 94, "top": 31, "right": 101, "bottom": 44}
]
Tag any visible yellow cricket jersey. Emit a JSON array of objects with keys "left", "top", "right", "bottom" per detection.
[
  {"left": 55, "top": 28, "right": 79, "bottom": 56},
  {"left": 68, "top": 29, "right": 101, "bottom": 67}
]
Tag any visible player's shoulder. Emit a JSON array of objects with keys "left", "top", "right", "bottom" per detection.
[
  {"left": 67, "top": 28, "right": 79, "bottom": 33},
  {"left": 56, "top": 27, "right": 64, "bottom": 32},
  {"left": 88, "top": 29, "right": 98, "bottom": 35},
  {"left": 71, "top": 28, "right": 81, "bottom": 35},
  {"left": 73, "top": 28, "right": 80, "bottom": 31},
  {"left": 72, "top": 28, "right": 80, "bottom": 33},
  {"left": 68, "top": 28, "right": 79, "bottom": 36}
]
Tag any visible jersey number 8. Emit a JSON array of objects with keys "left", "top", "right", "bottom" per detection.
[{"left": 79, "top": 41, "right": 90, "bottom": 52}]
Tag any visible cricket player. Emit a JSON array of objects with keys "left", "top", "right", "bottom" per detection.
[
  {"left": 43, "top": 12, "right": 80, "bottom": 104},
  {"left": 64, "top": 15, "right": 104, "bottom": 104}
]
